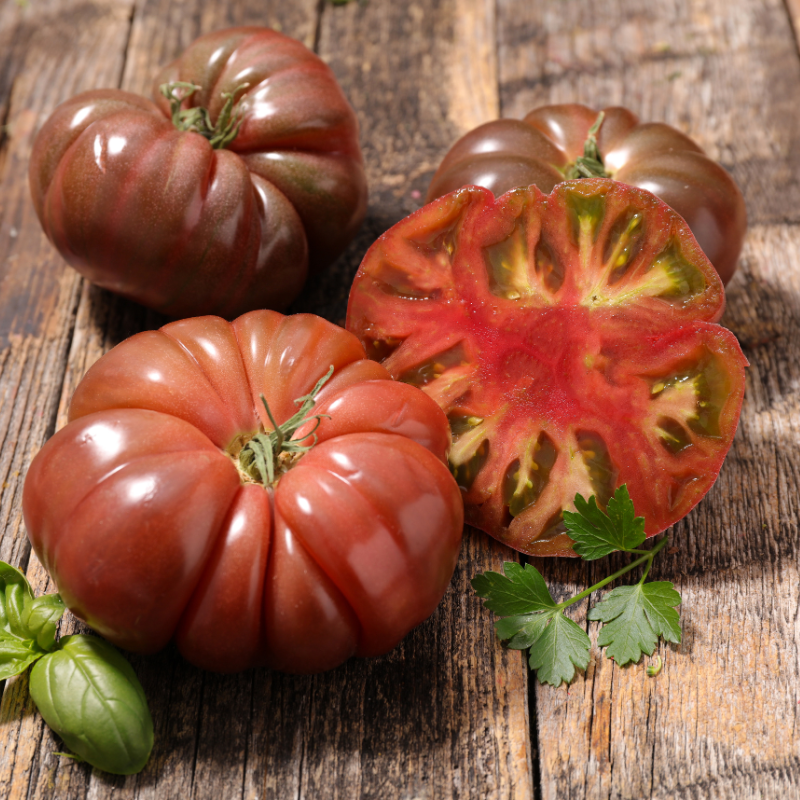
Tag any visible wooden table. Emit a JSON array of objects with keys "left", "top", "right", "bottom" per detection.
[{"left": 0, "top": 0, "right": 798, "bottom": 797}]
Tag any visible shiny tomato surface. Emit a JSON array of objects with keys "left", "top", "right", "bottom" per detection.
[
  {"left": 347, "top": 179, "right": 747, "bottom": 557},
  {"left": 23, "top": 312, "right": 463, "bottom": 673},
  {"left": 29, "top": 27, "right": 367, "bottom": 318},
  {"left": 427, "top": 104, "right": 746, "bottom": 285}
]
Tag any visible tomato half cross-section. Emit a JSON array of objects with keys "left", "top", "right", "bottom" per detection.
[
  {"left": 22, "top": 312, "right": 463, "bottom": 673},
  {"left": 29, "top": 27, "right": 367, "bottom": 318},
  {"left": 426, "top": 104, "right": 746, "bottom": 285},
  {"left": 347, "top": 179, "right": 747, "bottom": 557}
]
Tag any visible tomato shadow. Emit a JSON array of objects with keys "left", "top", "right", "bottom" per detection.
[
  {"left": 288, "top": 177, "right": 435, "bottom": 326},
  {"left": 115, "top": 529, "right": 506, "bottom": 794},
  {"left": 82, "top": 282, "right": 171, "bottom": 351},
  {"left": 119, "top": 637, "right": 450, "bottom": 795}
]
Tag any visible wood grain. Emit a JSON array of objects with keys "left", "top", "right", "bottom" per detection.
[{"left": 497, "top": 0, "right": 800, "bottom": 228}]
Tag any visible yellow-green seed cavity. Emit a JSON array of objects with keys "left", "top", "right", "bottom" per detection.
[
  {"left": 373, "top": 263, "right": 442, "bottom": 301},
  {"left": 483, "top": 214, "right": 530, "bottom": 300},
  {"left": 398, "top": 342, "right": 469, "bottom": 388},
  {"left": 656, "top": 416, "right": 693, "bottom": 455},
  {"left": 534, "top": 237, "right": 565, "bottom": 294},
  {"left": 648, "top": 350, "right": 728, "bottom": 439},
  {"left": 576, "top": 431, "right": 617, "bottom": 506},
  {"left": 502, "top": 433, "right": 558, "bottom": 517},
  {"left": 450, "top": 439, "right": 490, "bottom": 492},
  {"left": 649, "top": 243, "right": 706, "bottom": 303},
  {"left": 567, "top": 190, "right": 607, "bottom": 246},
  {"left": 364, "top": 336, "right": 404, "bottom": 362},
  {"left": 603, "top": 209, "right": 644, "bottom": 283}
]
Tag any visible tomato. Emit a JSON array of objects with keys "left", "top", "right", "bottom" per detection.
[
  {"left": 22, "top": 312, "right": 463, "bottom": 673},
  {"left": 426, "top": 104, "right": 746, "bottom": 285},
  {"left": 29, "top": 27, "right": 367, "bottom": 318},
  {"left": 347, "top": 179, "right": 747, "bottom": 557}
]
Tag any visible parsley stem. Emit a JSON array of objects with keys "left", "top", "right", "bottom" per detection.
[{"left": 555, "top": 535, "right": 669, "bottom": 611}]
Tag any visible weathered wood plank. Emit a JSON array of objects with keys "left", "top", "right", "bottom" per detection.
[
  {"left": 0, "top": 0, "right": 139, "bottom": 790},
  {"left": 493, "top": 0, "right": 800, "bottom": 796},
  {"left": 783, "top": 0, "right": 800, "bottom": 50}
]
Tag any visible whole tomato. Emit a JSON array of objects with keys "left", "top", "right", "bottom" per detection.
[
  {"left": 426, "top": 104, "right": 746, "bottom": 285},
  {"left": 348, "top": 179, "right": 747, "bottom": 557},
  {"left": 29, "top": 27, "right": 368, "bottom": 318},
  {"left": 23, "top": 312, "right": 463, "bottom": 673}
]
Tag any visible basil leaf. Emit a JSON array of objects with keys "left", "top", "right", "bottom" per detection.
[
  {"left": 23, "top": 594, "right": 66, "bottom": 651},
  {"left": 0, "top": 631, "right": 45, "bottom": 680},
  {"left": 29, "top": 635, "right": 153, "bottom": 775},
  {"left": 0, "top": 562, "right": 34, "bottom": 638}
]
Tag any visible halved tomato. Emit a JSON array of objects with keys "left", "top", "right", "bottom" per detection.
[{"left": 347, "top": 178, "right": 747, "bottom": 557}]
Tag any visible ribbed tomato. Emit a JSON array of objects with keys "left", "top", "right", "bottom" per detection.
[
  {"left": 29, "top": 27, "right": 367, "bottom": 318},
  {"left": 23, "top": 312, "right": 463, "bottom": 673},
  {"left": 347, "top": 178, "right": 747, "bottom": 557},
  {"left": 426, "top": 104, "right": 746, "bottom": 285}
]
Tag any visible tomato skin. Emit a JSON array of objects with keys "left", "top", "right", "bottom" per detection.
[
  {"left": 29, "top": 27, "right": 368, "bottom": 318},
  {"left": 23, "top": 312, "right": 463, "bottom": 673},
  {"left": 347, "top": 179, "right": 747, "bottom": 557},
  {"left": 427, "top": 104, "right": 746, "bottom": 285}
]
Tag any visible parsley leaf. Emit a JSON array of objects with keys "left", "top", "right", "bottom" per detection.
[
  {"left": 472, "top": 485, "right": 683, "bottom": 686},
  {"left": 563, "top": 485, "right": 646, "bottom": 559},
  {"left": 471, "top": 562, "right": 556, "bottom": 616},
  {"left": 527, "top": 612, "right": 591, "bottom": 686},
  {"left": 588, "top": 581, "right": 682, "bottom": 665},
  {"left": 473, "top": 562, "right": 590, "bottom": 686}
]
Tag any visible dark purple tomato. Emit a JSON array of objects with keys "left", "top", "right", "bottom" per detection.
[
  {"left": 427, "top": 104, "right": 746, "bottom": 285},
  {"left": 29, "top": 27, "right": 368, "bottom": 318}
]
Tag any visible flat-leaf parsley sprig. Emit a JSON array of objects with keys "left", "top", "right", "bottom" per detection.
[{"left": 471, "top": 485, "right": 682, "bottom": 686}]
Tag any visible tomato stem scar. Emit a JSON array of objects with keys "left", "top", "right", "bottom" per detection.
[
  {"left": 238, "top": 365, "right": 334, "bottom": 486},
  {"left": 159, "top": 81, "right": 250, "bottom": 149},
  {"left": 565, "top": 112, "right": 610, "bottom": 180}
]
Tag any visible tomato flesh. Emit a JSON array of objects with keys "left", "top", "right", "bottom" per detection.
[{"left": 347, "top": 179, "right": 747, "bottom": 556}]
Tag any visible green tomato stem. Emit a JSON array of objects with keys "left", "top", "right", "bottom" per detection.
[
  {"left": 238, "top": 366, "right": 334, "bottom": 487},
  {"left": 565, "top": 111, "right": 611, "bottom": 180},
  {"left": 555, "top": 534, "right": 670, "bottom": 611},
  {"left": 159, "top": 81, "right": 250, "bottom": 150}
]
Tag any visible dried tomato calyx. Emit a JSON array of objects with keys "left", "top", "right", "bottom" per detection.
[
  {"left": 564, "top": 112, "right": 610, "bottom": 180},
  {"left": 159, "top": 81, "right": 249, "bottom": 150},
  {"left": 238, "top": 366, "right": 334, "bottom": 487}
]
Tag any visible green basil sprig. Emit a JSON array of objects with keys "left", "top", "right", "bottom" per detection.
[{"left": 0, "top": 561, "right": 153, "bottom": 774}]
